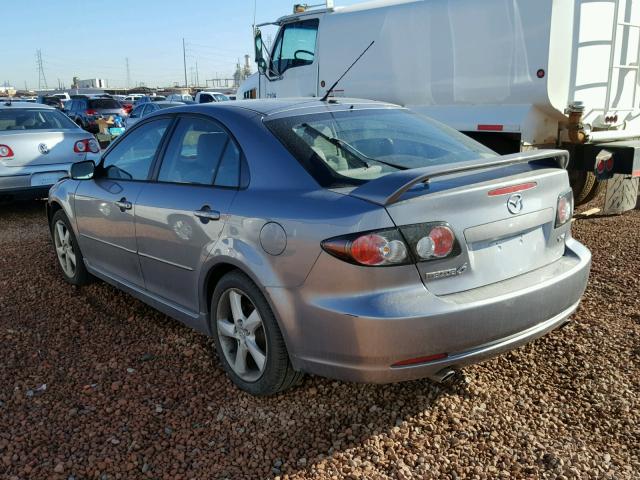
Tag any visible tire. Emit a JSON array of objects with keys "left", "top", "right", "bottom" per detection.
[
  {"left": 580, "top": 177, "right": 605, "bottom": 205},
  {"left": 50, "top": 210, "right": 91, "bottom": 286},
  {"left": 210, "top": 271, "right": 303, "bottom": 395},
  {"left": 570, "top": 170, "right": 600, "bottom": 205}
]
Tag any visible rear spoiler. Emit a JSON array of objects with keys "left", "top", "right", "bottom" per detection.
[{"left": 349, "top": 149, "right": 569, "bottom": 206}]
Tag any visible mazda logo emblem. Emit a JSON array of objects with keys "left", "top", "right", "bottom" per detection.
[
  {"left": 507, "top": 194, "right": 523, "bottom": 214},
  {"left": 38, "top": 143, "right": 49, "bottom": 155}
]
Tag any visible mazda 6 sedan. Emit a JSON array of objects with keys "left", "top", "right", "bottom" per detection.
[
  {"left": 47, "top": 99, "right": 591, "bottom": 395},
  {"left": 0, "top": 102, "right": 100, "bottom": 200}
]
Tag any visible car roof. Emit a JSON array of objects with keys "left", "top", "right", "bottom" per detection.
[
  {"left": 154, "top": 101, "right": 184, "bottom": 106},
  {"left": 163, "top": 98, "right": 400, "bottom": 118},
  {"left": 0, "top": 101, "right": 55, "bottom": 110}
]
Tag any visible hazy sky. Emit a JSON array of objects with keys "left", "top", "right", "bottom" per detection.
[{"left": 2, "top": 0, "right": 363, "bottom": 90}]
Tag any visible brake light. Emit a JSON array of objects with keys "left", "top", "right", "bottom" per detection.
[
  {"left": 85, "top": 109, "right": 98, "bottom": 116},
  {"left": 322, "top": 222, "right": 460, "bottom": 267},
  {"left": 0, "top": 144, "right": 14, "bottom": 158},
  {"left": 322, "top": 229, "right": 408, "bottom": 267},
  {"left": 74, "top": 139, "right": 100, "bottom": 154},
  {"left": 400, "top": 223, "right": 460, "bottom": 261},
  {"left": 595, "top": 149, "right": 613, "bottom": 175},
  {"left": 556, "top": 191, "right": 573, "bottom": 227},
  {"left": 488, "top": 182, "right": 537, "bottom": 196}
]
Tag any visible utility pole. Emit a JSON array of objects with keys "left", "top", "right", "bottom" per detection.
[
  {"left": 36, "top": 49, "right": 48, "bottom": 90},
  {"left": 126, "top": 57, "right": 131, "bottom": 90},
  {"left": 182, "top": 38, "right": 188, "bottom": 88},
  {"left": 196, "top": 62, "right": 199, "bottom": 87}
]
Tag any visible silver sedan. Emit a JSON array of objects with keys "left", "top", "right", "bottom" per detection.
[
  {"left": 47, "top": 99, "right": 591, "bottom": 395},
  {"left": 0, "top": 102, "right": 100, "bottom": 200}
]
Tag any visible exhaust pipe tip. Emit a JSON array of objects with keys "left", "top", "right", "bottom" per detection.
[{"left": 429, "top": 367, "right": 459, "bottom": 384}]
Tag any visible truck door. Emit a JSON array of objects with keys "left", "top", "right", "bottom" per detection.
[{"left": 264, "top": 19, "right": 319, "bottom": 98}]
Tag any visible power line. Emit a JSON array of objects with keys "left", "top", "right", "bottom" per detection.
[
  {"left": 36, "top": 49, "right": 48, "bottom": 90},
  {"left": 126, "top": 57, "right": 131, "bottom": 90}
]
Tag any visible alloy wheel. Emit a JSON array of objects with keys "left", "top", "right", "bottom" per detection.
[
  {"left": 216, "top": 288, "right": 268, "bottom": 382},
  {"left": 53, "top": 220, "right": 76, "bottom": 278}
]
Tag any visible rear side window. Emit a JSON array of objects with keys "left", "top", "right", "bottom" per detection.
[
  {"left": 88, "top": 99, "right": 120, "bottom": 109},
  {"left": 0, "top": 108, "right": 78, "bottom": 131},
  {"left": 157, "top": 116, "right": 241, "bottom": 187},
  {"left": 199, "top": 94, "right": 214, "bottom": 104},
  {"left": 101, "top": 118, "right": 171, "bottom": 181}
]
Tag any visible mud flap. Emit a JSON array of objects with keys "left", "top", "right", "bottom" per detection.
[{"left": 603, "top": 175, "right": 640, "bottom": 214}]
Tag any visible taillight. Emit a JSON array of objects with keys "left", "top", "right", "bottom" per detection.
[
  {"left": 399, "top": 223, "right": 461, "bottom": 261},
  {"left": 321, "top": 222, "right": 460, "bottom": 267},
  {"left": 85, "top": 109, "right": 98, "bottom": 116},
  {"left": 322, "top": 229, "right": 409, "bottom": 267},
  {"left": 595, "top": 149, "right": 614, "bottom": 174},
  {"left": 0, "top": 144, "right": 14, "bottom": 158},
  {"left": 556, "top": 191, "right": 573, "bottom": 227},
  {"left": 74, "top": 139, "right": 100, "bottom": 154}
]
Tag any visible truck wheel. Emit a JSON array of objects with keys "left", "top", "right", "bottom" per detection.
[
  {"left": 570, "top": 171, "right": 601, "bottom": 205},
  {"left": 580, "top": 177, "right": 605, "bottom": 205}
]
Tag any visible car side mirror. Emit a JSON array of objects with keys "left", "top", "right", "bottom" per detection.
[{"left": 70, "top": 160, "right": 95, "bottom": 180}]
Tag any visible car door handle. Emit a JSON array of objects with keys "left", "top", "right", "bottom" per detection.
[
  {"left": 194, "top": 206, "right": 221, "bottom": 222},
  {"left": 114, "top": 198, "right": 132, "bottom": 211}
]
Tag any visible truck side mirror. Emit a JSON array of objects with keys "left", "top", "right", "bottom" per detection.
[{"left": 254, "top": 29, "right": 267, "bottom": 75}]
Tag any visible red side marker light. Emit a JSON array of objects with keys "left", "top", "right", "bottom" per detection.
[
  {"left": 392, "top": 352, "right": 448, "bottom": 367},
  {"left": 536, "top": 69, "right": 545, "bottom": 78}
]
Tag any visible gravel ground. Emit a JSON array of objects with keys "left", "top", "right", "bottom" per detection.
[{"left": 0, "top": 199, "right": 638, "bottom": 480}]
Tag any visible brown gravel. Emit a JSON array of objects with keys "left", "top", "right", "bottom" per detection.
[{"left": 0, "top": 199, "right": 638, "bottom": 479}]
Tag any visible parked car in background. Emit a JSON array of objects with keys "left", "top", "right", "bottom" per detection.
[
  {"left": 0, "top": 102, "right": 100, "bottom": 200},
  {"left": 134, "top": 95, "right": 167, "bottom": 105},
  {"left": 194, "top": 91, "right": 229, "bottom": 103},
  {"left": 125, "top": 101, "right": 184, "bottom": 128},
  {"left": 166, "top": 93, "right": 193, "bottom": 102},
  {"left": 124, "top": 94, "right": 144, "bottom": 102},
  {"left": 39, "top": 96, "right": 65, "bottom": 110},
  {"left": 47, "top": 98, "right": 590, "bottom": 395},
  {"left": 65, "top": 97, "right": 127, "bottom": 133}
]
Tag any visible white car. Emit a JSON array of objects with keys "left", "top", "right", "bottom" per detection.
[
  {"left": 194, "top": 91, "right": 230, "bottom": 103},
  {"left": 165, "top": 93, "right": 193, "bottom": 102},
  {"left": 0, "top": 102, "right": 100, "bottom": 200}
]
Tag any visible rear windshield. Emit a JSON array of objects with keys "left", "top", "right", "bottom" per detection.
[
  {"left": 88, "top": 99, "right": 121, "bottom": 109},
  {"left": 265, "top": 108, "right": 496, "bottom": 187},
  {"left": 0, "top": 108, "right": 78, "bottom": 131}
]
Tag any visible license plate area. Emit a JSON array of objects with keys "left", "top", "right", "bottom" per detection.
[{"left": 30, "top": 171, "right": 66, "bottom": 187}]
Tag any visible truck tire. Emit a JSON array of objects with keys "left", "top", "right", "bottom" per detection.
[
  {"left": 570, "top": 171, "right": 601, "bottom": 205},
  {"left": 580, "top": 177, "right": 605, "bottom": 205}
]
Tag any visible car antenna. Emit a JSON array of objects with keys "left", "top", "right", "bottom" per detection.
[{"left": 320, "top": 40, "right": 374, "bottom": 102}]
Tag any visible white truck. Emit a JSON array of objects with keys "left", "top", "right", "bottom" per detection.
[{"left": 246, "top": 0, "right": 640, "bottom": 212}]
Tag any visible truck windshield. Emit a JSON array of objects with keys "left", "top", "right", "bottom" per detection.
[{"left": 265, "top": 108, "right": 497, "bottom": 187}]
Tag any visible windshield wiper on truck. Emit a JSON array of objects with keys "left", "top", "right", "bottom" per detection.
[{"left": 300, "top": 123, "right": 408, "bottom": 171}]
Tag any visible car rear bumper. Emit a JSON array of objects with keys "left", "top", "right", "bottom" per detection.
[
  {"left": 0, "top": 163, "right": 73, "bottom": 195},
  {"left": 269, "top": 238, "right": 591, "bottom": 383}
]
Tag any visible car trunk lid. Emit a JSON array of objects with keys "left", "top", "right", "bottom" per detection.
[
  {"left": 0, "top": 130, "right": 92, "bottom": 167},
  {"left": 348, "top": 150, "right": 571, "bottom": 295}
]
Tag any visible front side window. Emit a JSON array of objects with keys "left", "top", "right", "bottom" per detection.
[
  {"left": 265, "top": 108, "right": 496, "bottom": 188},
  {"left": 101, "top": 118, "right": 171, "bottom": 181},
  {"left": 199, "top": 94, "right": 214, "bottom": 104},
  {"left": 271, "top": 19, "right": 319, "bottom": 76},
  {"left": 157, "top": 116, "right": 240, "bottom": 186},
  {"left": 0, "top": 108, "right": 79, "bottom": 131}
]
